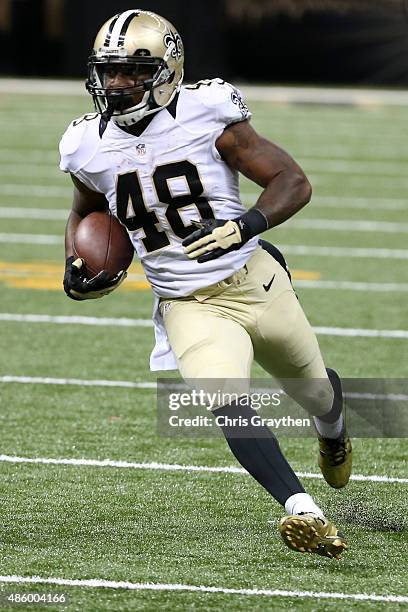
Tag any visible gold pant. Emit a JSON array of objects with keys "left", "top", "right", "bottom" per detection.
[{"left": 160, "top": 247, "right": 333, "bottom": 415}]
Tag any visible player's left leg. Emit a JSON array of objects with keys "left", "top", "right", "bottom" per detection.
[
  {"left": 252, "top": 288, "right": 352, "bottom": 490},
  {"left": 199, "top": 248, "right": 348, "bottom": 558},
  {"left": 249, "top": 247, "right": 352, "bottom": 490},
  {"left": 213, "top": 396, "right": 346, "bottom": 559},
  {"left": 242, "top": 247, "right": 351, "bottom": 557}
]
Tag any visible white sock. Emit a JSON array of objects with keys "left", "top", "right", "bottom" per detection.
[
  {"left": 313, "top": 413, "right": 344, "bottom": 439},
  {"left": 285, "top": 493, "right": 324, "bottom": 518}
]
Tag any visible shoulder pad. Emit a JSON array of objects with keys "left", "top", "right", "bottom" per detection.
[
  {"left": 185, "top": 78, "right": 229, "bottom": 102},
  {"left": 184, "top": 78, "right": 251, "bottom": 127},
  {"left": 59, "top": 113, "right": 101, "bottom": 174}
]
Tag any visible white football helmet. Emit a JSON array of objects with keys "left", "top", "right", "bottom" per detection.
[{"left": 86, "top": 9, "right": 184, "bottom": 126}]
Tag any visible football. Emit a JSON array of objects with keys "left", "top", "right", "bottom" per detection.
[{"left": 73, "top": 212, "right": 134, "bottom": 279}]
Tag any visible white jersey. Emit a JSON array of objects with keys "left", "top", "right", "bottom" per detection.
[{"left": 59, "top": 78, "right": 258, "bottom": 298}]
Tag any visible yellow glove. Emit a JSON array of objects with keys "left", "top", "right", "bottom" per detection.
[
  {"left": 182, "top": 210, "right": 269, "bottom": 263},
  {"left": 183, "top": 220, "right": 242, "bottom": 262}
]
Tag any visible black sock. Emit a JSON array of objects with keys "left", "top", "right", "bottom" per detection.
[
  {"left": 318, "top": 368, "right": 344, "bottom": 424},
  {"left": 213, "top": 398, "right": 305, "bottom": 506}
]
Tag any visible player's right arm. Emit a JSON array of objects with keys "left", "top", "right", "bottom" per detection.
[
  {"left": 63, "top": 175, "right": 125, "bottom": 301},
  {"left": 64, "top": 174, "right": 108, "bottom": 258}
]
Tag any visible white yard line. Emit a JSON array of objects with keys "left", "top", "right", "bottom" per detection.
[
  {"left": 294, "top": 280, "right": 408, "bottom": 292},
  {"left": 242, "top": 192, "right": 408, "bottom": 211},
  {"left": 2, "top": 376, "right": 407, "bottom": 402},
  {"left": 314, "top": 326, "right": 408, "bottom": 339},
  {"left": 300, "top": 158, "right": 408, "bottom": 176},
  {"left": 0, "top": 189, "right": 406, "bottom": 210},
  {"left": 0, "top": 313, "right": 153, "bottom": 326},
  {"left": 2, "top": 158, "right": 408, "bottom": 177},
  {"left": 0, "top": 186, "right": 406, "bottom": 210},
  {"left": 0, "top": 165, "right": 61, "bottom": 178},
  {"left": 300, "top": 148, "right": 408, "bottom": 161},
  {"left": 309, "top": 174, "right": 408, "bottom": 188},
  {"left": 242, "top": 85, "right": 408, "bottom": 107},
  {"left": 3, "top": 148, "right": 408, "bottom": 173},
  {"left": 0, "top": 184, "right": 71, "bottom": 198},
  {"left": 2, "top": 208, "right": 408, "bottom": 235},
  {"left": 0, "top": 454, "right": 406, "bottom": 484},
  {"left": 277, "top": 244, "right": 408, "bottom": 260},
  {"left": 3, "top": 163, "right": 408, "bottom": 180},
  {"left": 0, "top": 376, "right": 156, "bottom": 389},
  {"left": 0, "top": 575, "right": 406, "bottom": 603},
  {"left": 345, "top": 392, "right": 408, "bottom": 401},
  {"left": 0, "top": 207, "right": 68, "bottom": 220},
  {"left": 0, "top": 150, "right": 57, "bottom": 163},
  {"left": 309, "top": 197, "right": 408, "bottom": 211},
  {"left": 1, "top": 232, "right": 408, "bottom": 260},
  {"left": 2, "top": 78, "right": 408, "bottom": 106},
  {"left": 288, "top": 219, "right": 408, "bottom": 233},
  {"left": 7, "top": 146, "right": 408, "bottom": 162},
  {"left": 0, "top": 233, "right": 61, "bottom": 245},
  {"left": 1, "top": 313, "right": 407, "bottom": 339}
]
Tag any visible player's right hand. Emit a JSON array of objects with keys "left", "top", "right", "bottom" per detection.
[{"left": 63, "top": 256, "right": 127, "bottom": 301}]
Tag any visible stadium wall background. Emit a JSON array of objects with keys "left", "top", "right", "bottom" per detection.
[{"left": 0, "top": 0, "right": 407, "bottom": 85}]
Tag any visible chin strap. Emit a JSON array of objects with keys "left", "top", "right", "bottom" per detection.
[{"left": 101, "top": 104, "right": 115, "bottom": 123}]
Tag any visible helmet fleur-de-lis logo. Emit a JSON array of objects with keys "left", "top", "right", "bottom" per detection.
[{"left": 164, "top": 31, "right": 183, "bottom": 60}]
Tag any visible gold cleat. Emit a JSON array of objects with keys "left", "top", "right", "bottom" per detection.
[
  {"left": 318, "top": 436, "right": 352, "bottom": 489},
  {"left": 279, "top": 513, "right": 347, "bottom": 559}
]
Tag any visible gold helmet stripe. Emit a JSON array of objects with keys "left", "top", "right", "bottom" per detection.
[{"left": 108, "top": 9, "right": 140, "bottom": 48}]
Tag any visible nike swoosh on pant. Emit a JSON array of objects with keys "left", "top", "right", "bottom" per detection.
[{"left": 263, "top": 274, "right": 276, "bottom": 292}]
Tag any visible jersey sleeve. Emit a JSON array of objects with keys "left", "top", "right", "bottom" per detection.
[
  {"left": 216, "top": 81, "right": 252, "bottom": 127},
  {"left": 197, "top": 78, "right": 252, "bottom": 128},
  {"left": 186, "top": 78, "right": 251, "bottom": 129},
  {"left": 59, "top": 114, "right": 103, "bottom": 192}
]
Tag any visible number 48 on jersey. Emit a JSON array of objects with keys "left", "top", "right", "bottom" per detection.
[{"left": 116, "top": 160, "right": 215, "bottom": 253}]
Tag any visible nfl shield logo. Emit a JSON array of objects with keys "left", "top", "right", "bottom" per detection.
[{"left": 136, "top": 144, "right": 146, "bottom": 156}]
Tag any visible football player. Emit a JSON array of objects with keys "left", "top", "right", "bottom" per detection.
[{"left": 60, "top": 9, "right": 352, "bottom": 559}]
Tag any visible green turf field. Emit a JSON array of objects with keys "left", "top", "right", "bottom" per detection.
[{"left": 0, "top": 85, "right": 407, "bottom": 611}]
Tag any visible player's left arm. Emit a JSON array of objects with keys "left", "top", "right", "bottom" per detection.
[
  {"left": 218, "top": 120, "right": 312, "bottom": 227},
  {"left": 183, "top": 120, "right": 311, "bottom": 262}
]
